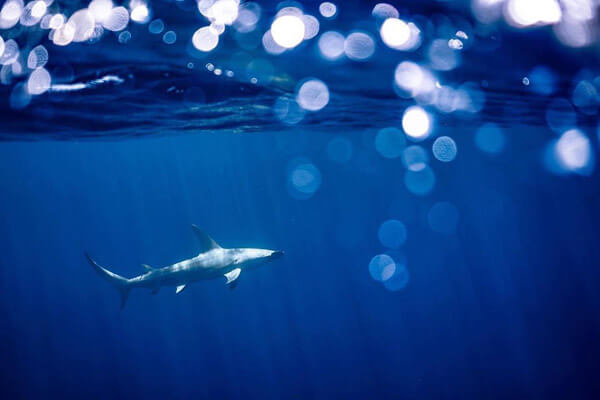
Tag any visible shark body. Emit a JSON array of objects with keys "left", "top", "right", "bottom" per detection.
[{"left": 86, "top": 225, "right": 283, "bottom": 308}]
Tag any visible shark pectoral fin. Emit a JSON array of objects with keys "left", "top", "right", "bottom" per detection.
[
  {"left": 224, "top": 268, "right": 241, "bottom": 284},
  {"left": 191, "top": 225, "right": 222, "bottom": 252},
  {"left": 142, "top": 264, "right": 154, "bottom": 272},
  {"left": 175, "top": 284, "right": 187, "bottom": 294}
]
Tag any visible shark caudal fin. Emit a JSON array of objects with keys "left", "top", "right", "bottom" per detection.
[{"left": 85, "top": 252, "right": 131, "bottom": 309}]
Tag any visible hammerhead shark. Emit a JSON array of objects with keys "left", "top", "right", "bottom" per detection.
[{"left": 86, "top": 225, "right": 284, "bottom": 308}]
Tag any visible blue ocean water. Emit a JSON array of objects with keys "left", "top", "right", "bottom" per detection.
[{"left": 1, "top": 1, "right": 600, "bottom": 399}]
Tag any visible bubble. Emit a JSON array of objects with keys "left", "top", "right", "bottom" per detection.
[
  {"left": 271, "top": 15, "right": 305, "bottom": 49},
  {"left": 428, "top": 202, "right": 459, "bottom": 234},
  {"left": 302, "top": 15, "right": 319, "bottom": 40},
  {"left": 402, "top": 106, "right": 432, "bottom": 140},
  {"left": 68, "top": 9, "right": 96, "bottom": 42},
  {"left": 163, "top": 30, "right": 176, "bottom": 44},
  {"left": 432, "top": 136, "right": 457, "bottom": 162},
  {"left": 193, "top": 26, "right": 219, "bottom": 52},
  {"left": 378, "top": 220, "right": 407, "bottom": 249},
  {"left": 0, "top": 39, "right": 19, "bottom": 65},
  {"left": 383, "top": 265, "right": 410, "bottom": 291},
  {"left": 344, "top": 31, "right": 375, "bottom": 61},
  {"left": 372, "top": 3, "right": 399, "bottom": 20},
  {"left": 319, "top": 2, "right": 337, "bottom": 19},
  {"left": 27, "top": 45, "right": 48, "bottom": 69},
  {"left": 118, "top": 30, "right": 131, "bottom": 44},
  {"left": 287, "top": 159, "right": 321, "bottom": 199},
  {"left": 428, "top": 39, "right": 460, "bottom": 71},
  {"left": 380, "top": 18, "right": 410, "bottom": 49},
  {"left": 318, "top": 31, "right": 345, "bottom": 60},
  {"left": 103, "top": 6, "right": 129, "bottom": 32},
  {"left": 404, "top": 166, "right": 435, "bottom": 196},
  {"left": 375, "top": 127, "right": 406, "bottom": 159},
  {"left": 130, "top": 3, "right": 150, "bottom": 23},
  {"left": 274, "top": 96, "right": 305, "bottom": 125},
  {"left": 402, "top": 145, "right": 429, "bottom": 171},
  {"left": 545, "top": 98, "right": 576, "bottom": 134},
  {"left": 554, "top": 129, "right": 593, "bottom": 174},
  {"left": 296, "top": 79, "right": 329, "bottom": 112},
  {"left": 475, "top": 123, "right": 505, "bottom": 154},
  {"left": 327, "top": 136, "right": 353, "bottom": 164},
  {"left": 369, "top": 254, "right": 396, "bottom": 282},
  {"left": 27, "top": 67, "right": 51, "bottom": 95},
  {"left": 148, "top": 19, "right": 164, "bottom": 34}
]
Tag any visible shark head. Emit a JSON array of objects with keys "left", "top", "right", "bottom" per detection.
[{"left": 231, "top": 248, "right": 284, "bottom": 269}]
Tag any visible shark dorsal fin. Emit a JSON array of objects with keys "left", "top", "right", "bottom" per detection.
[
  {"left": 141, "top": 264, "right": 154, "bottom": 272},
  {"left": 191, "top": 225, "right": 222, "bottom": 252}
]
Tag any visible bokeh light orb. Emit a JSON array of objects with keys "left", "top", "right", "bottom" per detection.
[
  {"left": 344, "top": 31, "right": 375, "bottom": 61},
  {"left": 554, "top": 129, "right": 593, "bottom": 174},
  {"left": 475, "top": 123, "right": 505, "bottom": 154},
  {"left": 428, "top": 202, "right": 459, "bottom": 234},
  {"left": 545, "top": 98, "right": 576, "bottom": 134},
  {"left": 380, "top": 18, "right": 410, "bottom": 49},
  {"left": 383, "top": 265, "right": 410, "bottom": 291},
  {"left": 271, "top": 15, "right": 305, "bottom": 49},
  {"left": 193, "top": 26, "right": 219, "bottom": 52},
  {"left": 296, "top": 79, "right": 329, "bottom": 111},
  {"left": 432, "top": 136, "right": 457, "bottom": 162},
  {"left": 288, "top": 160, "right": 322, "bottom": 199},
  {"left": 369, "top": 254, "right": 396, "bottom": 282},
  {"left": 318, "top": 31, "right": 345, "bottom": 60},
  {"left": 372, "top": 3, "right": 399, "bottom": 20},
  {"left": 378, "top": 220, "right": 407, "bottom": 249},
  {"left": 404, "top": 166, "right": 435, "bottom": 196},
  {"left": 402, "top": 106, "right": 432, "bottom": 140},
  {"left": 27, "top": 67, "right": 51, "bottom": 95},
  {"left": 319, "top": 2, "right": 337, "bottom": 19},
  {"left": 375, "top": 127, "right": 406, "bottom": 159},
  {"left": 402, "top": 145, "right": 429, "bottom": 171}
]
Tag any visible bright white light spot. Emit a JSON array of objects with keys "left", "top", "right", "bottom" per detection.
[
  {"left": 344, "top": 31, "right": 375, "bottom": 61},
  {"left": 372, "top": 3, "right": 399, "bottom": 20},
  {"left": 318, "top": 31, "right": 345, "bottom": 60},
  {"left": 130, "top": 4, "right": 150, "bottom": 23},
  {"left": 402, "top": 145, "right": 429, "bottom": 171},
  {"left": 378, "top": 220, "right": 407, "bottom": 249},
  {"left": 432, "top": 136, "right": 457, "bottom": 162},
  {"left": 428, "top": 202, "right": 459, "bottom": 234},
  {"left": 448, "top": 38, "right": 463, "bottom": 50},
  {"left": 210, "top": 0, "right": 239, "bottom": 26},
  {"left": 319, "top": 2, "right": 337, "bottom": 19},
  {"left": 394, "top": 62, "right": 436, "bottom": 98},
  {"left": 456, "top": 30, "right": 468, "bottom": 39},
  {"left": 402, "top": 106, "right": 432, "bottom": 140},
  {"left": 475, "top": 123, "right": 505, "bottom": 154},
  {"left": 505, "top": 0, "right": 562, "bottom": 27},
  {"left": 0, "top": 0, "right": 23, "bottom": 29},
  {"left": 296, "top": 79, "right": 329, "bottom": 111},
  {"left": 27, "top": 45, "right": 48, "bottom": 69},
  {"left": 380, "top": 18, "right": 410, "bottom": 49},
  {"left": 369, "top": 254, "right": 396, "bottom": 282},
  {"left": 555, "top": 129, "right": 592, "bottom": 172},
  {"left": 30, "top": 1, "right": 46, "bottom": 18},
  {"left": 375, "top": 127, "right": 406, "bottom": 159},
  {"left": 271, "top": 15, "right": 305, "bottom": 48},
  {"left": 89, "top": 0, "right": 113, "bottom": 23},
  {"left": 103, "top": 6, "right": 129, "bottom": 32},
  {"left": 20, "top": 0, "right": 46, "bottom": 26},
  {"left": 27, "top": 67, "right": 51, "bottom": 95},
  {"left": 0, "top": 36, "right": 4, "bottom": 59},
  {"left": 192, "top": 26, "right": 219, "bottom": 52}
]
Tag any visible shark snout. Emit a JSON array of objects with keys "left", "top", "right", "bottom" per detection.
[{"left": 270, "top": 250, "right": 284, "bottom": 260}]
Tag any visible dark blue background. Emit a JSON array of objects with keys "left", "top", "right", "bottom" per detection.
[{"left": 1, "top": 127, "right": 599, "bottom": 399}]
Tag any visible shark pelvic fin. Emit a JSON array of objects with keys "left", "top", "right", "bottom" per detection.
[
  {"left": 191, "top": 225, "right": 222, "bottom": 252},
  {"left": 224, "top": 268, "right": 241, "bottom": 284},
  {"left": 141, "top": 264, "right": 154, "bottom": 272},
  {"left": 176, "top": 284, "right": 187, "bottom": 294}
]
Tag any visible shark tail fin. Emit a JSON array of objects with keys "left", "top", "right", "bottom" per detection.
[{"left": 85, "top": 252, "right": 131, "bottom": 309}]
